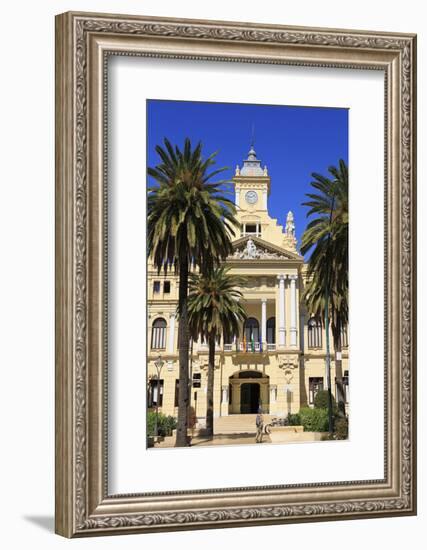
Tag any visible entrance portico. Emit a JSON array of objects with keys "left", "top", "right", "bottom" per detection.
[{"left": 228, "top": 371, "right": 270, "bottom": 414}]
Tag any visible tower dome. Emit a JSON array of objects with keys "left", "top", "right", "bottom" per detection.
[{"left": 239, "top": 144, "right": 265, "bottom": 176}]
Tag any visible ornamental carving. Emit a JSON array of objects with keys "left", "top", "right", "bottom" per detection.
[
  {"left": 279, "top": 355, "right": 299, "bottom": 370},
  {"left": 231, "top": 239, "right": 289, "bottom": 260},
  {"left": 284, "top": 369, "right": 294, "bottom": 384}
]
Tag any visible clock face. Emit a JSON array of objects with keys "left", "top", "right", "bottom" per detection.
[{"left": 245, "top": 190, "right": 258, "bottom": 205}]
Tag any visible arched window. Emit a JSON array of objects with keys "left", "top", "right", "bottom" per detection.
[
  {"left": 266, "top": 317, "right": 276, "bottom": 344},
  {"left": 307, "top": 317, "right": 322, "bottom": 348},
  {"left": 151, "top": 317, "right": 167, "bottom": 350},
  {"left": 244, "top": 318, "right": 259, "bottom": 344}
]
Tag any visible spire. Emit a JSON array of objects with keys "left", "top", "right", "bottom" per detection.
[{"left": 240, "top": 139, "right": 265, "bottom": 177}]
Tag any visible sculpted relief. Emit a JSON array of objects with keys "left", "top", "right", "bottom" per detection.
[{"left": 231, "top": 238, "right": 289, "bottom": 260}]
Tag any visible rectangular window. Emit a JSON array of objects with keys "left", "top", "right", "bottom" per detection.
[
  {"left": 164, "top": 281, "right": 171, "bottom": 293},
  {"left": 153, "top": 281, "right": 160, "bottom": 294},
  {"left": 147, "top": 379, "right": 164, "bottom": 407},
  {"left": 245, "top": 224, "right": 257, "bottom": 234},
  {"left": 309, "top": 377, "right": 324, "bottom": 405},
  {"left": 192, "top": 372, "right": 201, "bottom": 388}
]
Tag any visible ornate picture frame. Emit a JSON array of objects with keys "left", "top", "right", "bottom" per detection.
[{"left": 55, "top": 11, "right": 417, "bottom": 537}]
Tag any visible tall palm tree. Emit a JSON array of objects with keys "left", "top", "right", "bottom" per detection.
[
  {"left": 187, "top": 266, "right": 247, "bottom": 437},
  {"left": 147, "top": 138, "right": 238, "bottom": 446},
  {"left": 301, "top": 160, "right": 348, "bottom": 422}
]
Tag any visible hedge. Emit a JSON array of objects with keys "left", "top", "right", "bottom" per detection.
[
  {"left": 299, "top": 407, "right": 329, "bottom": 432},
  {"left": 147, "top": 412, "right": 177, "bottom": 437},
  {"left": 313, "top": 390, "right": 338, "bottom": 414}
]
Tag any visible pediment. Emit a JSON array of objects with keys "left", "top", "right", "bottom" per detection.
[{"left": 229, "top": 235, "right": 303, "bottom": 262}]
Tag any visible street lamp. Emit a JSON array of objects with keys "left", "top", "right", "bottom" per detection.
[{"left": 154, "top": 355, "right": 164, "bottom": 438}]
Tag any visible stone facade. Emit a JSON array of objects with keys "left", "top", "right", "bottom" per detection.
[{"left": 147, "top": 146, "right": 349, "bottom": 422}]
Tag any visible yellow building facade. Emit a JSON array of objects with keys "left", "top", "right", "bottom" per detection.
[{"left": 147, "top": 146, "right": 349, "bottom": 423}]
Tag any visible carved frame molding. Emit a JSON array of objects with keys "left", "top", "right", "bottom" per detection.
[{"left": 55, "top": 11, "right": 416, "bottom": 537}]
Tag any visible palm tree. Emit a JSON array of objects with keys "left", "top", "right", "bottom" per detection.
[
  {"left": 147, "top": 138, "right": 238, "bottom": 446},
  {"left": 301, "top": 160, "right": 348, "bottom": 424},
  {"left": 187, "top": 266, "right": 247, "bottom": 437}
]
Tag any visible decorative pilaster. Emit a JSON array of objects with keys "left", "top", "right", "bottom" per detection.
[
  {"left": 168, "top": 313, "right": 176, "bottom": 354},
  {"left": 220, "top": 385, "right": 229, "bottom": 416},
  {"left": 261, "top": 298, "right": 267, "bottom": 348},
  {"left": 235, "top": 189, "right": 240, "bottom": 207},
  {"left": 278, "top": 274, "right": 286, "bottom": 348},
  {"left": 289, "top": 275, "right": 298, "bottom": 347}
]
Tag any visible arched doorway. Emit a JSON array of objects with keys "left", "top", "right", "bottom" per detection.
[{"left": 228, "top": 370, "right": 269, "bottom": 414}]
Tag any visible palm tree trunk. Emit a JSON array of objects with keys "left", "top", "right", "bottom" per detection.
[
  {"left": 324, "top": 292, "right": 334, "bottom": 434},
  {"left": 175, "top": 259, "right": 190, "bottom": 447},
  {"left": 332, "top": 323, "right": 346, "bottom": 417},
  {"left": 206, "top": 332, "right": 216, "bottom": 437}
]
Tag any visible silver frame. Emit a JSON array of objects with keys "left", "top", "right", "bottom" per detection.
[{"left": 55, "top": 11, "right": 417, "bottom": 537}]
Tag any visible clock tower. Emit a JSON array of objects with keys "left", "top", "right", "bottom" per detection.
[
  {"left": 231, "top": 143, "right": 297, "bottom": 251},
  {"left": 233, "top": 144, "right": 270, "bottom": 213},
  {"left": 232, "top": 144, "right": 271, "bottom": 239}
]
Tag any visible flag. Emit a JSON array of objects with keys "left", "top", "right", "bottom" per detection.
[
  {"left": 251, "top": 332, "right": 255, "bottom": 352},
  {"left": 242, "top": 334, "right": 246, "bottom": 351}
]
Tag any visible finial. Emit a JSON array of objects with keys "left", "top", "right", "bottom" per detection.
[{"left": 251, "top": 123, "right": 255, "bottom": 149}]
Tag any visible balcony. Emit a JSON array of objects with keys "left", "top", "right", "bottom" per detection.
[{"left": 223, "top": 342, "right": 276, "bottom": 352}]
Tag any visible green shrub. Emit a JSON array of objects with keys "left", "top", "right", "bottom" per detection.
[
  {"left": 334, "top": 417, "right": 349, "bottom": 440},
  {"left": 147, "top": 412, "right": 177, "bottom": 437},
  {"left": 287, "top": 412, "right": 301, "bottom": 426},
  {"left": 314, "top": 390, "right": 337, "bottom": 413},
  {"left": 299, "top": 407, "right": 329, "bottom": 432}
]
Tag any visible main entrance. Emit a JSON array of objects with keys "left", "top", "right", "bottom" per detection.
[
  {"left": 240, "top": 383, "right": 260, "bottom": 413},
  {"left": 228, "top": 370, "right": 269, "bottom": 414}
]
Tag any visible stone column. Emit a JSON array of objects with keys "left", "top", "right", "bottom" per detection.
[
  {"left": 278, "top": 274, "right": 286, "bottom": 348},
  {"left": 289, "top": 275, "right": 298, "bottom": 347},
  {"left": 261, "top": 298, "right": 267, "bottom": 349},
  {"left": 168, "top": 313, "right": 176, "bottom": 354}
]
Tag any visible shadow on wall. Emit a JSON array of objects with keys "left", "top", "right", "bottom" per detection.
[{"left": 22, "top": 516, "right": 54, "bottom": 533}]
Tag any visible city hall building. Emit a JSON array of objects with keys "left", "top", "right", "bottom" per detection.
[{"left": 147, "top": 146, "right": 349, "bottom": 423}]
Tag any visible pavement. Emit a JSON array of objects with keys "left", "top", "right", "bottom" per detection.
[{"left": 155, "top": 432, "right": 271, "bottom": 448}]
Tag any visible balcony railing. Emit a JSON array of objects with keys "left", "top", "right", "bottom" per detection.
[{"left": 222, "top": 342, "right": 276, "bottom": 352}]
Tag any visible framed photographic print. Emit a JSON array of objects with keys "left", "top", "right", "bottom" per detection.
[{"left": 55, "top": 11, "right": 417, "bottom": 537}]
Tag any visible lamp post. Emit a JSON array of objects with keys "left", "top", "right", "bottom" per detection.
[{"left": 154, "top": 355, "right": 164, "bottom": 437}]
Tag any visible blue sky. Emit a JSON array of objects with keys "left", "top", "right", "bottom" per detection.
[{"left": 147, "top": 100, "right": 348, "bottom": 259}]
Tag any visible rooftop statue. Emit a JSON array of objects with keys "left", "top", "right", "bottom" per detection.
[{"left": 286, "top": 211, "right": 295, "bottom": 237}]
